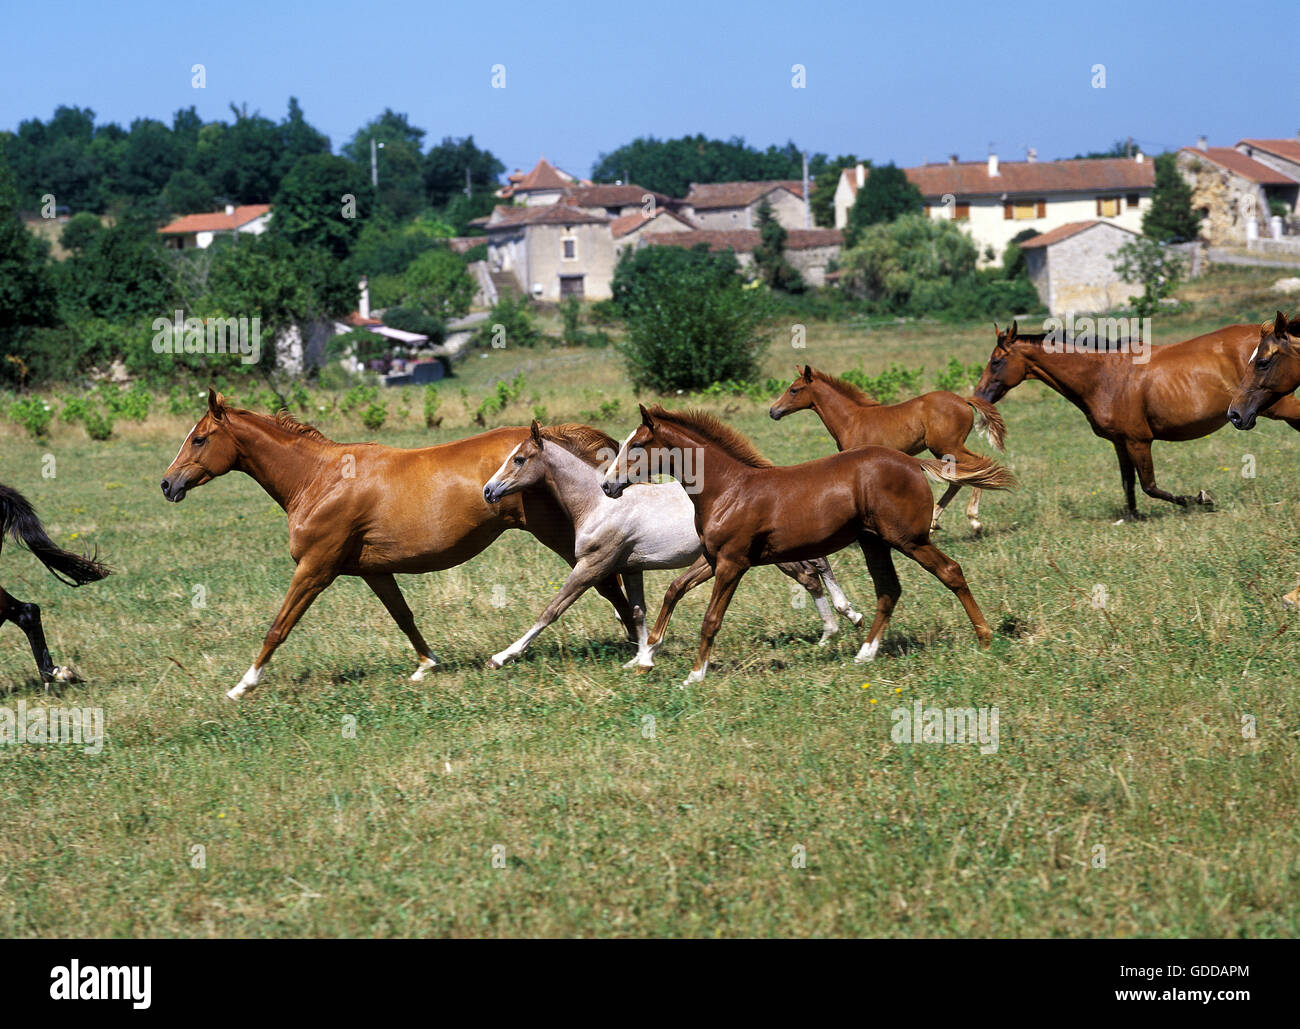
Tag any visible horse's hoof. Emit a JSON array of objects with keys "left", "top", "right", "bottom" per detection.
[
  {"left": 969, "top": 521, "right": 983, "bottom": 534},
  {"left": 486, "top": 658, "right": 504, "bottom": 670},
  {"left": 50, "top": 665, "right": 81, "bottom": 684},
  {"left": 846, "top": 610, "right": 864, "bottom": 627},
  {"left": 1196, "top": 490, "right": 1214, "bottom": 506},
  {"left": 634, "top": 664, "right": 653, "bottom": 675},
  {"left": 1282, "top": 591, "right": 1300, "bottom": 609}
]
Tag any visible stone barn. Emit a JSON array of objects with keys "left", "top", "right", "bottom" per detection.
[{"left": 1018, "top": 220, "right": 1143, "bottom": 314}]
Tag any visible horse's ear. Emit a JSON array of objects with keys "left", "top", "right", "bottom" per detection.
[
  {"left": 529, "top": 419, "right": 543, "bottom": 444},
  {"left": 1008, "top": 320, "right": 1019, "bottom": 341},
  {"left": 1275, "top": 311, "right": 1290, "bottom": 340},
  {"left": 639, "top": 403, "right": 654, "bottom": 428},
  {"left": 801, "top": 365, "right": 813, "bottom": 382},
  {"left": 207, "top": 388, "right": 226, "bottom": 421}
]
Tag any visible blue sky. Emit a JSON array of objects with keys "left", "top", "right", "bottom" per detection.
[{"left": 3, "top": 0, "right": 1296, "bottom": 178}]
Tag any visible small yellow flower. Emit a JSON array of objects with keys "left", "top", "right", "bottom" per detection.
[
  {"left": 217, "top": 813, "right": 226, "bottom": 819},
  {"left": 894, "top": 687, "right": 902, "bottom": 694},
  {"left": 870, "top": 698, "right": 877, "bottom": 704},
  {"left": 861, "top": 683, "right": 870, "bottom": 690}
]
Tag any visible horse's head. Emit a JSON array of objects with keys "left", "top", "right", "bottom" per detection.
[
  {"left": 769, "top": 365, "right": 817, "bottom": 420},
  {"left": 483, "top": 420, "right": 548, "bottom": 503},
  {"left": 161, "top": 389, "right": 241, "bottom": 502},
  {"left": 975, "top": 321, "right": 1031, "bottom": 403},
  {"left": 601, "top": 404, "right": 666, "bottom": 498},
  {"left": 1229, "top": 311, "right": 1300, "bottom": 431}
]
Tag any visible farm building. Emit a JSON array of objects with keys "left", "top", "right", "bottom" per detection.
[
  {"left": 1176, "top": 137, "right": 1300, "bottom": 244},
  {"left": 680, "top": 180, "right": 808, "bottom": 231},
  {"left": 495, "top": 157, "right": 588, "bottom": 206},
  {"left": 1017, "top": 220, "right": 1142, "bottom": 314},
  {"left": 157, "top": 203, "right": 271, "bottom": 249},
  {"left": 835, "top": 154, "right": 1154, "bottom": 263},
  {"left": 641, "top": 228, "right": 843, "bottom": 288}
]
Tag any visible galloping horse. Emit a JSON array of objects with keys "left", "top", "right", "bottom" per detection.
[
  {"left": 769, "top": 365, "right": 1006, "bottom": 532},
  {"left": 0, "top": 484, "right": 109, "bottom": 683},
  {"left": 481, "top": 420, "right": 861, "bottom": 670},
  {"left": 161, "top": 391, "right": 640, "bottom": 699},
  {"left": 975, "top": 320, "right": 1300, "bottom": 518},
  {"left": 1227, "top": 312, "right": 1300, "bottom": 606},
  {"left": 601, "top": 405, "right": 1015, "bottom": 685}
]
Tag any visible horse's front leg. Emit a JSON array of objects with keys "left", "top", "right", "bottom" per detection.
[
  {"left": 683, "top": 556, "right": 748, "bottom": 687},
  {"left": 0, "top": 585, "right": 77, "bottom": 683},
  {"left": 1125, "top": 439, "right": 1212, "bottom": 510},
  {"left": 228, "top": 556, "right": 339, "bottom": 700},
  {"left": 362, "top": 572, "right": 439, "bottom": 681},
  {"left": 775, "top": 560, "right": 837, "bottom": 645},
  {"left": 487, "top": 553, "right": 613, "bottom": 669}
]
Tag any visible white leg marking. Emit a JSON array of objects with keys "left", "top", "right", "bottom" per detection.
[
  {"left": 681, "top": 661, "right": 708, "bottom": 688},
  {"left": 410, "top": 654, "right": 439, "bottom": 681},
  {"left": 854, "top": 637, "right": 881, "bottom": 663},
  {"left": 813, "top": 594, "right": 837, "bottom": 645},
  {"left": 227, "top": 664, "right": 262, "bottom": 700}
]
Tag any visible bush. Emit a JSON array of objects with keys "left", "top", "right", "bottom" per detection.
[
  {"left": 403, "top": 247, "right": 473, "bottom": 318},
  {"left": 933, "top": 357, "right": 986, "bottom": 393},
  {"left": 82, "top": 407, "right": 114, "bottom": 440},
  {"left": 423, "top": 383, "right": 442, "bottom": 428},
  {"left": 840, "top": 364, "right": 925, "bottom": 404},
  {"left": 8, "top": 396, "right": 53, "bottom": 437},
  {"left": 611, "top": 245, "right": 770, "bottom": 392},
  {"left": 475, "top": 293, "right": 540, "bottom": 349},
  {"left": 361, "top": 401, "right": 387, "bottom": 432},
  {"left": 383, "top": 306, "right": 446, "bottom": 344}
]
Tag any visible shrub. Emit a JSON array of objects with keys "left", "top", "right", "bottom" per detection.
[
  {"left": 82, "top": 407, "right": 114, "bottom": 440},
  {"left": 840, "top": 364, "right": 925, "bottom": 404},
  {"left": 611, "top": 245, "right": 770, "bottom": 392},
  {"left": 9, "top": 396, "right": 53, "bottom": 437},
  {"left": 423, "top": 383, "right": 442, "bottom": 428},
  {"left": 933, "top": 357, "right": 985, "bottom": 393},
  {"left": 475, "top": 293, "right": 540, "bottom": 349},
  {"left": 384, "top": 305, "right": 446, "bottom": 344},
  {"left": 361, "top": 401, "right": 387, "bottom": 432}
]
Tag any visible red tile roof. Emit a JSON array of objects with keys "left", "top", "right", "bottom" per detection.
[
  {"left": 905, "top": 158, "right": 1153, "bottom": 198},
  {"left": 342, "top": 311, "right": 383, "bottom": 327},
  {"left": 684, "top": 180, "right": 805, "bottom": 209},
  {"left": 158, "top": 204, "right": 271, "bottom": 234},
  {"left": 561, "top": 183, "right": 673, "bottom": 210},
  {"left": 1238, "top": 138, "right": 1300, "bottom": 165},
  {"left": 498, "top": 158, "right": 586, "bottom": 198},
  {"left": 609, "top": 208, "right": 694, "bottom": 239},
  {"left": 1181, "top": 146, "right": 1296, "bottom": 185},
  {"left": 484, "top": 204, "right": 608, "bottom": 229},
  {"left": 644, "top": 228, "right": 841, "bottom": 252},
  {"left": 1016, "top": 220, "right": 1136, "bottom": 249}
]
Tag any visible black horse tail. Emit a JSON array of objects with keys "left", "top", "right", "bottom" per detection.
[{"left": 0, "top": 484, "right": 109, "bottom": 587}]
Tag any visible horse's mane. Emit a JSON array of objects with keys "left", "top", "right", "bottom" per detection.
[
  {"left": 646, "top": 406, "right": 773, "bottom": 468},
  {"left": 1004, "top": 331, "right": 1139, "bottom": 353},
  {"left": 1260, "top": 316, "right": 1300, "bottom": 336},
  {"left": 811, "top": 369, "right": 880, "bottom": 407},
  {"left": 272, "top": 408, "right": 334, "bottom": 443},
  {"left": 540, "top": 423, "right": 618, "bottom": 468}
]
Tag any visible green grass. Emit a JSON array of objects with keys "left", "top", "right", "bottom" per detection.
[{"left": 1, "top": 266, "right": 1298, "bottom": 937}]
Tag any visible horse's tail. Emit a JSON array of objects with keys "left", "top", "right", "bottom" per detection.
[
  {"left": 966, "top": 396, "right": 1007, "bottom": 452},
  {"left": 918, "top": 455, "right": 1017, "bottom": 492},
  {"left": 0, "top": 484, "right": 109, "bottom": 587}
]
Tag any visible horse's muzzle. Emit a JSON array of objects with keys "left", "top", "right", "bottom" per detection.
[
  {"left": 483, "top": 484, "right": 500, "bottom": 504},
  {"left": 161, "top": 479, "right": 187, "bottom": 503},
  {"left": 602, "top": 480, "right": 627, "bottom": 499},
  {"left": 768, "top": 406, "right": 785, "bottom": 421},
  {"left": 1227, "top": 407, "right": 1255, "bottom": 431}
]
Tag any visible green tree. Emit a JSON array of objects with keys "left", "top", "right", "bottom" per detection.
[
  {"left": 59, "top": 211, "right": 103, "bottom": 253},
  {"left": 162, "top": 168, "right": 216, "bottom": 214},
  {"left": 752, "top": 199, "right": 804, "bottom": 292},
  {"left": 1143, "top": 153, "right": 1201, "bottom": 243},
  {"left": 423, "top": 136, "right": 504, "bottom": 207},
  {"left": 402, "top": 247, "right": 473, "bottom": 318},
  {"left": 844, "top": 162, "right": 923, "bottom": 245},
  {"left": 591, "top": 135, "right": 809, "bottom": 197},
  {"left": 836, "top": 213, "right": 978, "bottom": 310},
  {"left": 272, "top": 153, "right": 370, "bottom": 259},
  {"left": 611, "top": 244, "right": 770, "bottom": 391},
  {"left": 0, "top": 148, "right": 59, "bottom": 369},
  {"left": 810, "top": 155, "right": 862, "bottom": 228},
  {"left": 1114, "top": 237, "right": 1186, "bottom": 318},
  {"left": 58, "top": 222, "right": 174, "bottom": 322}
]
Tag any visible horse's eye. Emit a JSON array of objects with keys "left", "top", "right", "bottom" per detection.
[
  {"left": 513, "top": 456, "right": 526, "bottom": 465},
  {"left": 192, "top": 436, "right": 206, "bottom": 447},
  {"left": 790, "top": 387, "right": 801, "bottom": 394},
  {"left": 1257, "top": 356, "right": 1271, "bottom": 369}
]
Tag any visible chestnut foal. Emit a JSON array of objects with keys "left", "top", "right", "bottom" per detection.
[
  {"left": 770, "top": 365, "right": 1006, "bottom": 532},
  {"left": 602, "top": 405, "right": 1015, "bottom": 686}
]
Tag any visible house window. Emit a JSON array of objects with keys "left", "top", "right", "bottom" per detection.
[
  {"left": 954, "top": 202, "right": 970, "bottom": 221},
  {"left": 561, "top": 236, "right": 577, "bottom": 260},
  {"left": 1096, "top": 196, "right": 1121, "bottom": 218},
  {"left": 1012, "top": 200, "right": 1038, "bottom": 220},
  {"left": 1126, "top": 193, "right": 1140, "bottom": 208}
]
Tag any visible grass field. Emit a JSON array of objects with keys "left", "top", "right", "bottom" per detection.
[{"left": 1, "top": 266, "right": 1298, "bottom": 937}]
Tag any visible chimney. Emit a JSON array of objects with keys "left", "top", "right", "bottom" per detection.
[
  {"left": 1026, "top": 148, "right": 1037, "bottom": 163},
  {"left": 1197, "top": 136, "right": 1208, "bottom": 152},
  {"left": 987, "top": 153, "right": 999, "bottom": 177},
  {"left": 1135, "top": 151, "right": 1144, "bottom": 163},
  {"left": 856, "top": 163, "right": 866, "bottom": 188},
  {"left": 359, "top": 276, "right": 370, "bottom": 320},
  {"left": 948, "top": 154, "right": 959, "bottom": 166},
  {"left": 224, "top": 203, "right": 235, "bottom": 216}
]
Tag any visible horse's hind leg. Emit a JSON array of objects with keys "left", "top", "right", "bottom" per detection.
[
  {"left": 899, "top": 541, "right": 992, "bottom": 648},
  {"left": 1125, "top": 439, "right": 1212, "bottom": 509},
  {"left": 487, "top": 555, "right": 610, "bottom": 669},
  {"left": 965, "top": 488, "right": 984, "bottom": 533},
  {"left": 805, "top": 557, "right": 864, "bottom": 628},
  {"left": 594, "top": 574, "right": 637, "bottom": 643},
  {"left": 619, "top": 571, "right": 651, "bottom": 669},
  {"left": 931, "top": 481, "right": 962, "bottom": 532},
  {"left": 854, "top": 536, "right": 901, "bottom": 662},
  {"left": 775, "top": 560, "right": 838, "bottom": 644},
  {"left": 639, "top": 556, "right": 714, "bottom": 670},
  {"left": 363, "top": 573, "right": 439, "bottom": 681},
  {"left": 0, "top": 585, "right": 76, "bottom": 683}
]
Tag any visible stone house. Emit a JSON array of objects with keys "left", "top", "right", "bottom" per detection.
[
  {"left": 680, "top": 181, "right": 807, "bottom": 230},
  {"left": 640, "top": 228, "right": 843, "bottom": 288},
  {"left": 157, "top": 203, "right": 271, "bottom": 249},
  {"left": 1237, "top": 137, "right": 1300, "bottom": 213},
  {"left": 483, "top": 204, "right": 617, "bottom": 301},
  {"left": 560, "top": 183, "right": 678, "bottom": 220},
  {"left": 1017, "top": 220, "right": 1142, "bottom": 314},
  {"left": 904, "top": 154, "right": 1153, "bottom": 264},
  {"left": 496, "top": 157, "right": 587, "bottom": 206},
  {"left": 1176, "top": 140, "right": 1297, "bottom": 245}
]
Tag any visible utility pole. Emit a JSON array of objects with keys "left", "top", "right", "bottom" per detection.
[
  {"left": 465, "top": 166, "right": 472, "bottom": 199},
  {"left": 370, "top": 138, "right": 384, "bottom": 187}
]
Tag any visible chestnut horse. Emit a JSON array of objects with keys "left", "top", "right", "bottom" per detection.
[
  {"left": 0, "top": 484, "right": 109, "bottom": 683},
  {"left": 975, "top": 320, "right": 1300, "bottom": 518},
  {"left": 161, "top": 391, "right": 640, "bottom": 699},
  {"left": 1227, "top": 312, "right": 1300, "bottom": 606},
  {"left": 769, "top": 365, "right": 1006, "bottom": 532},
  {"left": 601, "top": 405, "right": 1016, "bottom": 685}
]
